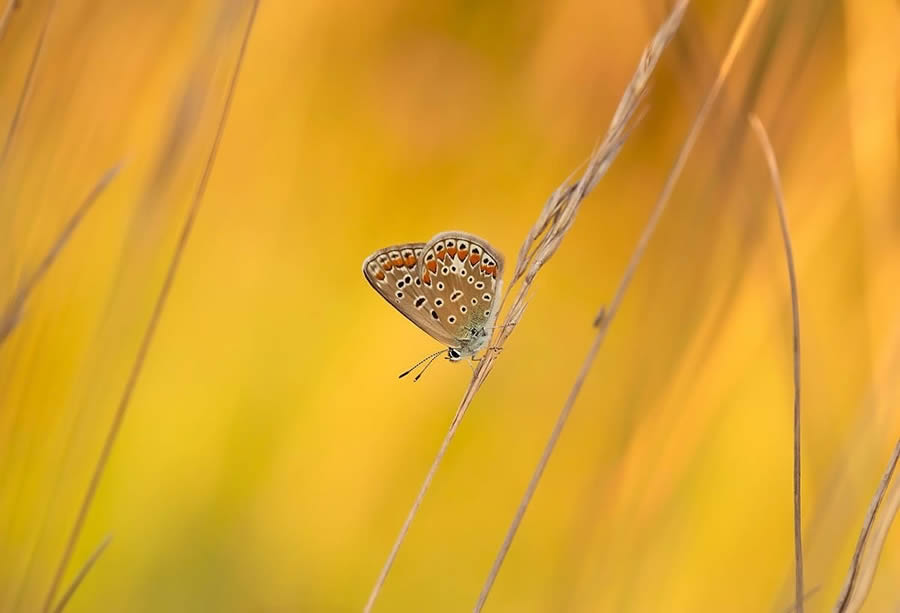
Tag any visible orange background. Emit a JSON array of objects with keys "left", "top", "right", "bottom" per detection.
[{"left": 1, "top": 1, "right": 899, "bottom": 611}]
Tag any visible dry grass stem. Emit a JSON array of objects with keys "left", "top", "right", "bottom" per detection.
[
  {"left": 845, "top": 464, "right": 900, "bottom": 612},
  {"left": 0, "top": 0, "right": 58, "bottom": 174},
  {"left": 50, "top": 535, "right": 112, "bottom": 613},
  {"left": 784, "top": 323, "right": 900, "bottom": 611},
  {"left": 833, "top": 439, "right": 900, "bottom": 613},
  {"left": 0, "top": 162, "right": 123, "bottom": 347},
  {"left": 363, "top": 1, "right": 690, "bottom": 611},
  {"left": 474, "top": 0, "right": 768, "bottom": 608},
  {"left": 139, "top": 0, "right": 247, "bottom": 208},
  {"left": 0, "top": 0, "right": 17, "bottom": 43},
  {"left": 748, "top": 114, "right": 804, "bottom": 613},
  {"left": 39, "top": 2, "right": 259, "bottom": 610},
  {"left": 782, "top": 586, "right": 821, "bottom": 613}
]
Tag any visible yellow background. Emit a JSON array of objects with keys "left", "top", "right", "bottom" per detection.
[{"left": 1, "top": 0, "right": 899, "bottom": 611}]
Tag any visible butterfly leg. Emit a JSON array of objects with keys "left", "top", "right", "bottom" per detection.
[
  {"left": 488, "top": 322, "right": 518, "bottom": 331},
  {"left": 471, "top": 346, "right": 503, "bottom": 362}
]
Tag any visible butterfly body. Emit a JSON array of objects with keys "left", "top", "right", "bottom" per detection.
[{"left": 363, "top": 231, "right": 504, "bottom": 363}]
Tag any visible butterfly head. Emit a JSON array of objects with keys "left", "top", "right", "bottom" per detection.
[{"left": 447, "top": 347, "right": 462, "bottom": 362}]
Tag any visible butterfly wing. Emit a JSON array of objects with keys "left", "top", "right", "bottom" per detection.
[
  {"left": 362, "top": 243, "right": 459, "bottom": 346},
  {"left": 417, "top": 231, "right": 504, "bottom": 350}
]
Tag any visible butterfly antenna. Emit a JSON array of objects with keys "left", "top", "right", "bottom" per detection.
[
  {"left": 398, "top": 349, "right": 444, "bottom": 380},
  {"left": 412, "top": 351, "right": 443, "bottom": 382}
]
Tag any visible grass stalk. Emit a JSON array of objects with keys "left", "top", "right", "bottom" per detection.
[
  {"left": 475, "top": 0, "right": 768, "bottom": 608},
  {"left": 748, "top": 114, "right": 804, "bottom": 613},
  {"left": 0, "top": 0, "right": 58, "bottom": 174},
  {"left": 833, "top": 439, "right": 900, "bottom": 613},
  {"left": 38, "top": 3, "right": 259, "bottom": 610},
  {"left": 50, "top": 535, "right": 112, "bottom": 613},
  {"left": 0, "top": 163, "right": 122, "bottom": 347}
]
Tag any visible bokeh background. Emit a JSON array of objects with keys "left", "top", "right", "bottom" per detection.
[{"left": 1, "top": 0, "right": 898, "bottom": 611}]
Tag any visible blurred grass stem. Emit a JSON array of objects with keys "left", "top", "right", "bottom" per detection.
[
  {"left": 0, "top": 0, "right": 58, "bottom": 175},
  {"left": 50, "top": 535, "right": 112, "bottom": 613},
  {"left": 39, "top": 2, "right": 259, "bottom": 610},
  {"left": 0, "top": 0, "right": 17, "bottom": 43},
  {"left": 0, "top": 163, "right": 122, "bottom": 347}
]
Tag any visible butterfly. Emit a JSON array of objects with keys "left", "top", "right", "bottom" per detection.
[{"left": 362, "top": 231, "right": 505, "bottom": 379}]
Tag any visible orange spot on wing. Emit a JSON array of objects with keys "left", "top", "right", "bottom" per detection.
[
  {"left": 423, "top": 271, "right": 431, "bottom": 284},
  {"left": 437, "top": 251, "right": 446, "bottom": 262},
  {"left": 392, "top": 256, "right": 403, "bottom": 267},
  {"left": 457, "top": 249, "right": 468, "bottom": 261},
  {"left": 405, "top": 255, "right": 416, "bottom": 267},
  {"left": 446, "top": 246, "right": 457, "bottom": 258},
  {"left": 375, "top": 270, "right": 385, "bottom": 280},
  {"left": 426, "top": 260, "right": 437, "bottom": 273},
  {"left": 469, "top": 253, "right": 480, "bottom": 265},
  {"left": 483, "top": 265, "right": 496, "bottom": 276},
  {"left": 383, "top": 262, "right": 393, "bottom": 271}
]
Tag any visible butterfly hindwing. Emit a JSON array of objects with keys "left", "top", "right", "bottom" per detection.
[{"left": 418, "top": 231, "right": 504, "bottom": 350}]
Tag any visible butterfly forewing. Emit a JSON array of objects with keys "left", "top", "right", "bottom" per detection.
[{"left": 362, "top": 243, "right": 458, "bottom": 346}]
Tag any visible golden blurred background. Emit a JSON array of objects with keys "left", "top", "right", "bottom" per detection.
[{"left": 1, "top": 0, "right": 898, "bottom": 611}]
